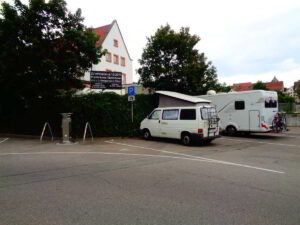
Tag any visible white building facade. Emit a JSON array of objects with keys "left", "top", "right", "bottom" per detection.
[{"left": 83, "top": 20, "right": 133, "bottom": 91}]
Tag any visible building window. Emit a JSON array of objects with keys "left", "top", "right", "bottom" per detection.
[
  {"left": 122, "top": 73, "right": 127, "bottom": 84},
  {"left": 114, "top": 39, "right": 118, "bottom": 47},
  {"left": 113, "top": 54, "right": 119, "bottom": 65},
  {"left": 121, "top": 57, "right": 126, "bottom": 67},
  {"left": 106, "top": 52, "right": 112, "bottom": 62}
]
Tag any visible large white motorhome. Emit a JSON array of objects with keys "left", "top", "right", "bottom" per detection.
[{"left": 199, "top": 90, "right": 278, "bottom": 135}]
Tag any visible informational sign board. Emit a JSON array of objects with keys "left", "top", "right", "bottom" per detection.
[
  {"left": 128, "top": 96, "right": 135, "bottom": 102},
  {"left": 90, "top": 71, "right": 122, "bottom": 89},
  {"left": 128, "top": 86, "right": 136, "bottom": 96}
]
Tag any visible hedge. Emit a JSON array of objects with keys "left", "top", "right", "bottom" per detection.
[{"left": 0, "top": 93, "right": 158, "bottom": 138}]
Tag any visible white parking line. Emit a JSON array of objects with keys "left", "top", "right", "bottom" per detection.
[
  {"left": 0, "top": 138, "right": 9, "bottom": 144},
  {"left": 105, "top": 141, "right": 285, "bottom": 174},
  {"left": 0, "top": 151, "right": 284, "bottom": 174},
  {"left": 221, "top": 137, "right": 300, "bottom": 148}
]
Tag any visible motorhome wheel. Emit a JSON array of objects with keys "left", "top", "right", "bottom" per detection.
[{"left": 226, "top": 126, "right": 237, "bottom": 136}]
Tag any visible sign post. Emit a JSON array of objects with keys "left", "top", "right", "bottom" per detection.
[{"left": 128, "top": 86, "right": 136, "bottom": 123}]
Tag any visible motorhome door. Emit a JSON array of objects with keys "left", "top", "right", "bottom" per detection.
[{"left": 249, "top": 110, "right": 260, "bottom": 131}]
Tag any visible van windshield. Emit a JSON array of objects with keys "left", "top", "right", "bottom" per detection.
[{"left": 201, "top": 107, "right": 218, "bottom": 120}]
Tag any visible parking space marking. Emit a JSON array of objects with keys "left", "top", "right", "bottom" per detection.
[
  {"left": 0, "top": 138, "right": 9, "bottom": 144},
  {"left": 221, "top": 137, "right": 300, "bottom": 148},
  {"left": 0, "top": 151, "right": 211, "bottom": 162},
  {"left": 105, "top": 141, "right": 285, "bottom": 174},
  {"left": 0, "top": 151, "right": 284, "bottom": 174}
]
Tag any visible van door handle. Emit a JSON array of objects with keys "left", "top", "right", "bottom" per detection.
[{"left": 158, "top": 120, "right": 160, "bottom": 123}]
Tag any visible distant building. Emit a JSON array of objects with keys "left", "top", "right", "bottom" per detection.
[
  {"left": 232, "top": 82, "right": 252, "bottom": 92},
  {"left": 265, "top": 80, "right": 284, "bottom": 92},
  {"left": 271, "top": 76, "right": 279, "bottom": 83},
  {"left": 83, "top": 20, "right": 133, "bottom": 93},
  {"left": 286, "top": 86, "right": 295, "bottom": 97},
  {"left": 231, "top": 76, "right": 284, "bottom": 92}
]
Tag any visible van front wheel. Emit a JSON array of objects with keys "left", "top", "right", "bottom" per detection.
[
  {"left": 142, "top": 129, "right": 151, "bottom": 140},
  {"left": 181, "top": 133, "right": 192, "bottom": 146}
]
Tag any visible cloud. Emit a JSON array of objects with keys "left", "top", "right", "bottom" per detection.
[
  {"left": 2, "top": 0, "right": 300, "bottom": 87},
  {"left": 219, "top": 58, "right": 300, "bottom": 87}
]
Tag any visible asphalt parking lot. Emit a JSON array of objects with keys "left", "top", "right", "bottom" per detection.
[{"left": 1, "top": 129, "right": 300, "bottom": 225}]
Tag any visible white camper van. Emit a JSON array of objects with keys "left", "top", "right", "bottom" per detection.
[
  {"left": 199, "top": 90, "right": 278, "bottom": 135},
  {"left": 140, "top": 106, "right": 220, "bottom": 145}
]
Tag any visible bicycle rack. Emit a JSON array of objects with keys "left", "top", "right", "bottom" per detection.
[
  {"left": 40, "top": 122, "right": 54, "bottom": 142},
  {"left": 83, "top": 122, "right": 94, "bottom": 143}
]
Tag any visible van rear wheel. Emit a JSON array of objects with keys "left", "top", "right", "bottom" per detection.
[
  {"left": 142, "top": 129, "right": 151, "bottom": 140},
  {"left": 226, "top": 126, "right": 237, "bottom": 136},
  {"left": 181, "top": 133, "right": 192, "bottom": 146}
]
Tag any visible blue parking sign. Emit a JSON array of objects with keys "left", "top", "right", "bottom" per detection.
[{"left": 128, "top": 86, "right": 136, "bottom": 96}]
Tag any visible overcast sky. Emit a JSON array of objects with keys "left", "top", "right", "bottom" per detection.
[{"left": 2, "top": 0, "right": 300, "bottom": 87}]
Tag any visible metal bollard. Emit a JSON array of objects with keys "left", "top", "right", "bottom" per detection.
[{"left": 61, "top": 113, "right": 72, "bottom": 144}]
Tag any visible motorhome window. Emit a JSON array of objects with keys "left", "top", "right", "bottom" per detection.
[
  {"left": 265, "top": 99, "right": 277, "bottom": 108},
  {"left": 201, "top": 107, "right": 218, "bottom": 120},
  {"left": 235, "top": 101, "right": 245, "bottom": 110},
  {"left": 180, "top": 109, "right": 196, "bottom": 120},
  {"left": 148, "top": 110, "right": 161, "bottom": 120},
  {"left": 162, "top": 109, "right": 179, "bottom": 120}
]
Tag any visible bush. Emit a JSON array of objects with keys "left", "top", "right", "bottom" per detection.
[
  {"left": 278, "top": 92, "right": 295, "bottom": 103},
  {"left": 0, "top": 93, "right": 158, "bottom": 138}
]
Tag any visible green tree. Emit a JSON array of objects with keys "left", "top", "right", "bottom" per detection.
[
  {"left": 0, "top": 0, "right": 103, "bottom": 100},
  {"left": 138, "top": 24, "right": 219, "bottom": 95},
  {"left": 278, "top": 92, "right": 295, "bottom": 103},
  {"left": 252, "top": 81, "right": 267, "bottom": 90},
  {"left": 215, "top": 82, "right": 231, "bottom": 92}
]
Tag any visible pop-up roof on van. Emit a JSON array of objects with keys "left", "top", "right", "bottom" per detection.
[{"left": 156, "top": 91, "right": 211, "bottom": 107}]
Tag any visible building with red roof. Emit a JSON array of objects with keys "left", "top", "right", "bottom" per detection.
[
  {"left": 83, "top": 20, "right": 133, "bottom": 92},
  {"left": 266, "top": 81, "right": 284, "bottom": 92},
  {"left": 231, "top": 77, "right": 284, "bottom": 92},
  {"left": 232, "top": 82, "right": 253, "bottom": 91}
]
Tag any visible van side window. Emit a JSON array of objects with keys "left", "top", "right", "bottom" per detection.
[
  {"left": 162, "top": 109, "right": 179, "bottom": 120},
  {"left": 235, "top": 101, "right": 245, "bottom": 110},
  {"left": 148, "top": 110, "right": 161, "bottom": 120},
  {"left": 180, "top": 109, "right": 196, "bottom": 120}
]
